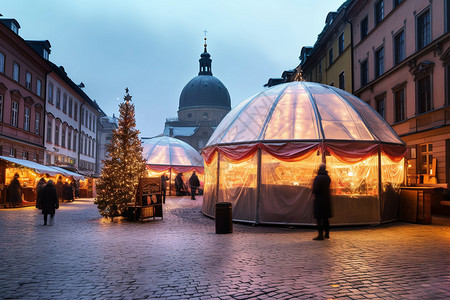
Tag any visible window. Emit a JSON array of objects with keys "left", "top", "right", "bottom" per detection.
[
  {"left": 92, "top": 140, "right": 95, "bottom": 157},
  {"left": 13, "top": 62, "right": 20, "bottom": 82},
  {"left": 376, "top": 97, "right": 385, "bottom": 119},
  {"left": 361, "top": 59, "right": 368, "bottom": 87},
  {"left": 360, "top": 16, "right": 369, "bottom": 40},
  {"left": 419, "top": 143, "right": 433, "bottom": 176},
  {"left": 34, "top": 112, "right": 40, "bottom": 135},
  {"left": 33, "top": 153, "right": 37, "bottom": 162},
  {"left": 375, "top": 0, "right": 384, "bottom": 25},
  {"left": 62, "top": 93, "right": 67, "bottom": 113},
  {"left": 9, "top": 148, "right": 16, "bottom": 158},
  {"left": 339, "top": 72, "right": 345, "bottom": 90},
  {"left": 10, "top": 23, "right": 18, "bottom": 34},
  {"left": 394, "top": 0, "right": 403, "bottom": 8},
  {"left": 446, "top": 65, "right": 450, "bottom": 105},
  {"left": 394, "top": 87, "right": 405, "bottom": 122},
  {"left": 55, "top": 123, "right": 60, "bottom": 145},
  {"left": 0, "top": 94, "right": 3, "bottom": 122},
  {"left": 74, "top": 102, "right": 78, "bottom": 121},
  {"left": 89, "top": 114, "right": 92, "bottom": 130},
  {"left": 0, "top": 52, "right": 4, "bottom": 73},
  {"left": 88, "top": 139, "right": 91, "bottom": 156},
  {"left": 318, "top": 61, "right": 322, "bottom": 75},
  {"left": 25, "top": 72, "right": 32, "bottom": 90},
  {"left": 36, "top": 79, "right": 42, "bottom": 97},
  {"left": 62, "top": 128, "right": 66, "bottom": 148},
  {"left": 84, "top": 135, "right": 87, "bottom": 154},
  {"left": 394, "top": 30, "right": 405, "bottom": 66},
  {"left": 22, "top": 151, "right": 28, "bottom": 160},
  {"left": 85, "top": 111, "right": 88, "bottom": 127},
  {"left": 56, "top": 89, "right": 61, "bottom": 109},
  {"left": 329, "top": 47, "right": 333, "bottom": 66},
  {"left": 417, "top": 8, "right": 431, "bottom": 50},
  {"left": 447, "top": 0, "right": 450, "bottom": 32},
  {"left": 11, "top": 101, "right": 18, "bottom": 127},
  {"left": 68, "top": 98, "right": 73, "bottom": 117},
  {"left": 46, "top": 120, "right": 52, "bottom": 143},
  {"left": 375, "top": 46, "right": 384, "bottom": 78},
  {"left": 24, "top": 107, "right": 30, "bottom": 131},
  {"left": 80, "top": 134, "right": 84, "bottom": 154},
  {"left": 43, "top": 49, "right": 49, "bottom": 60},
  {"left": 338, "top": 33, "right": 345, "bottom": 54},
  {"left": 417, "top": 75, "right": 432, "bottom": 114},
  {"left": 48, "top": 83, "right": 54, "bottom": 104},
  {"left": 73, "top": 132, "right": 77, "bottom": 152},
  {"left": 80, "top": 107, "right": 84, "bottom": 125},
  {"left": 68, "top": 130, "right": 72, "bottom": 150}
]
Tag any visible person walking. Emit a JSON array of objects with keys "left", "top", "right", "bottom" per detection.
[
  {"left": 175, "top": 173, "right": 184, "bottom": 196},
  {"left": 188, "top": 171, "right": 200, "bottom": 200},
  {"left": 160, "top": 173, "right": 169, "bottom": 203},
  {"left": 39, "top": 180, "right": 59, "bottom": 226},
  {"left": 6, "top": 173, "right": 22, "bottom": 207},
  {"left": 56, "top": 176, "right": 64, "bottom": 202},
  {"left": 312, "top": 163, "right": 332, "bottom": 240},
  {"left": 35, "top": 177, "right": 46, "bottom": 209}
]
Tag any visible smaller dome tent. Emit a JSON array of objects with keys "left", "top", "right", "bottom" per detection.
[
  {"left": 142, "top": 136, "right": 204, "bottom": 195},
  {"left": 202, "top": 82, "right": 407, "bottom": 226}
]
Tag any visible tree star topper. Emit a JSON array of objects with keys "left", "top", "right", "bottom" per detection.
[{"left": 124, "top": 87, "right": 132, "bottom": 102}]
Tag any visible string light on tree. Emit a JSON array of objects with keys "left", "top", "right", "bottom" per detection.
[{"left": 94, "top": 88, "right": 146, "bottom": 219}]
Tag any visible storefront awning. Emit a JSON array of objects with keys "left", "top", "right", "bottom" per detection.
[{"left": 0, "top": 156, "right": 84, "bottom": 179}]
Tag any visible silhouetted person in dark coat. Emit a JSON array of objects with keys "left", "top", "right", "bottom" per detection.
[
  {"left": 63, "top": 181, "right": 74, "bottom": 202},
  {"left": 160, "top": 173, "right": 169, "bottom": 203},
  {"left": 175, "top": 173, "right": 184, "bottom": 196},
  {"left": 6, "top": 173, "right": 22, "bottom": 207},
  {"left": 312, "top": 163, "right": 332, "bottom": 240},
  {"left": 35, "top": 178, "right": 46, "bottom": 209},
  {"left": 56, "top": 176, "right": 63, "bottom": 202},
  {"left": 39, "top": 180, "right": 59, "bottom": 225},
  {"left": 189, "top": 171, "right": 200, "bottom": 200}
]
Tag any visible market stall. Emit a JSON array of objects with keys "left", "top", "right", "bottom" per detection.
[
  {"left": 142, "top": 136, "right": 204, "bottom": 196},
  {"left": 0, "top": 156, "right": 84, "bottom": 207},
  {"left": 202, "top": 82, "right": 407, "bottom": 225}
]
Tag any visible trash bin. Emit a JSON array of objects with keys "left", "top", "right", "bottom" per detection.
[{"left": 215, "top": 202, "right": 232, "bottom": 234}]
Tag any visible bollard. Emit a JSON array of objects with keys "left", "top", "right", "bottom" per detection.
[{"left": 215, "top": 202, "right": 233, "bottom": 234}]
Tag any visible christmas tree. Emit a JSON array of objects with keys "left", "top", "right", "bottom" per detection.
[{"left": 95, "top": 88, "right": 147, "bottom": 219}]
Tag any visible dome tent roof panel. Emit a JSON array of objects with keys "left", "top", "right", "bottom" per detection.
[
  {"left": 142, "top": 136, "right": 203, "bottom": 167},
  {"left": 206, "top": 82, "right": 405, "bottom": 147}
]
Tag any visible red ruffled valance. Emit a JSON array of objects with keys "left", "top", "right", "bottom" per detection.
[
  {"left": 203, "top": 142, "right": 407, "bottom": 165},
  {"left": 146, "top": 165, "right": 204, "bottom": 174}
]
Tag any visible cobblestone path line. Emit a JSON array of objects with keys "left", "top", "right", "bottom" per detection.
[{"left": 0, "top": 197, "right": 449, "bottom": 299}]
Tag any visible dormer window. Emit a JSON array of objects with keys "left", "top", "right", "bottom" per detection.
[
  {"left": 11, "top": 22, "right": 18, "bottom": 34},
  {"left": 43, "top": 49, "right": 49, "bottom": 60}
]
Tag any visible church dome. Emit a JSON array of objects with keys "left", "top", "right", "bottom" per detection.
[
  {"left": 178, "top": 38, "right": 231, "bottom": 111},
  {"left": 179, "top": 75, "right": 231, "bottom": 110}
]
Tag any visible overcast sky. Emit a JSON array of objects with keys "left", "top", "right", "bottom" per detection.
[{"left": 2, "top": 0, "right": 344, "bottom": 138}]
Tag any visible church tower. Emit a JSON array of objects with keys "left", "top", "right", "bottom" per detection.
[{"left": 164, "top": 34, "right": 231, "bottom": 151}]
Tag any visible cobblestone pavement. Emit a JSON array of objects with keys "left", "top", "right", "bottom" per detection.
[{"left": 0, "top": 196, "right": 449, "bottom": 300}]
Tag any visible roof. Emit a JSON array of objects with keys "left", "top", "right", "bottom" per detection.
[
  {"left": 206, "top": 81, "right": 405, "bottom": 147},
  {"left": 179, "top": 75, "right": 231, "bottom": 111},
  {"left": 142, "top": 136, "right": 203, "bottom": 167},
  {"left": 163, "top": 126, "right": 198, "bottom": 137}
]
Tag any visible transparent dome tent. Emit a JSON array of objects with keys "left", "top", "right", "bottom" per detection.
[
  {"left": 202, "top": 82, "right": 407, "bottom": 225},
  {"left": 142, "top": 136, "right": 204, "bottom": 195}
]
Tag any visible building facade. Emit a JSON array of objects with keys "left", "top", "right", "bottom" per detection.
[
  {"left": 300, "top": 0, "right": 353, "bottom": 93},
  {"left": 44, "top": 62, "right": 102, "bottom": 176},
  {"left": 163, "top": 39, "right": 231, "bottom": 151},
  {"left": 96, "top": 113, "right": 118, "bottom": 173},
  {"left": 349, "top": 0, "right": 450, "bottom": 186},
  {"left": 0, "top": 19, "right": 50, "bottom": 163}
]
